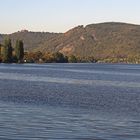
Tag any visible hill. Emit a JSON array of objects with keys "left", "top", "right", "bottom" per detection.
[
  {"left": 1, "top": 22, "right": 140, "bottom": 61},
  {"left": 0, "top": 30, "right": 60, "bottom": 51},
  {"left": 36, "top": 22, "right": 140, "bottom": 60}
]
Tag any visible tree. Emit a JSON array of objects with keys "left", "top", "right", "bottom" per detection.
[
  {"left": 2, "top": 38, "right": 12, "bottom": 63},
  {"left": 68, "top": 55, "right": 77, "bottom": 63},
  {"left": 0, "top": 44, "right": 2, "bottom": 63},
  {"left": 52, "top": 52, "right": 67, "bottom": 63},
  {"left": 42, "top": 52, "right": 54, "bottom": 63},
  {"left": 0, "top": 44, "right": 2, "bottom": 57},
  {"left": 15, "top": 40, "right": 24, "bottom": 63}
]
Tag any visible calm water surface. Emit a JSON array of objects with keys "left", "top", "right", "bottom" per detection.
[{"left": 0, "top": 63, "right": 140, "bottom": 140}]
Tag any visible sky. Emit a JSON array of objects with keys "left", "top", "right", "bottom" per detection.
[{"left": 0, "top": 0, "right": 140, "bottom": 34}]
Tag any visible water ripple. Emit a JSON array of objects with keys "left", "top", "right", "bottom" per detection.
[{"left": 0, "top": 72, "right": 140, "bottom": 88}]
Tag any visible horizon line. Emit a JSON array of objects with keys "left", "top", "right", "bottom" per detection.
[{"left": 1, "top": 21, "right": 140, "bottom": 35}]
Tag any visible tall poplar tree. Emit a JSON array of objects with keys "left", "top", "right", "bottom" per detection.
[
  {"left": 15, "top": 40, "right": 24, "bottom": 63},
  {"left": 3, "top": 38, "right": 12, "bottom": 63}
]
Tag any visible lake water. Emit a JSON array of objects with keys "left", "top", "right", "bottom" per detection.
[{"left": 0, "top": 63, "right": 140, "bottom": 140}]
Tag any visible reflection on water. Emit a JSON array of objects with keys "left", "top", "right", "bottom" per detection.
[{"left": 0, "top": 63, "right": 140, "bottom": 140}]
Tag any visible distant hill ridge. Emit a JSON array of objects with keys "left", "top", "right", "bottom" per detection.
[{"left": 0, "top": 22, "right": 140, "bottom": 59}]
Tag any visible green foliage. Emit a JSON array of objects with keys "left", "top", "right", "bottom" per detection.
[
  {"left": 15, "top": 40, "right": 24, "bottom": 63},
  {"left": 2, "top": 38, "right": 12, "bottom": 63},
  {"left": 0, "top": 38, "right": 24, "bottom": 63},
  {"left": 42, "top": 52, "right": 54, "bottom": 63},
  {"left": 52, "top": 52, "right": 67, "bottom": 63},
  {"left": 24, "top": 51, "right": 68, "bottom": 63},
  {"left": 0, "top": 44, "right": 2, "bottom": 57},
  {"left": 68, "top": 55, "right": 77, "bottom": 63},
  {"left": 0, "top": 44, "right": 2, "bottom": 63},
  {"left": 24, "top": 51, "right": 43, "bottom": 63}
]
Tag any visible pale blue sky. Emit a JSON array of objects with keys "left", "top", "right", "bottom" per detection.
[{"left": 0, "top": 0, "right": 140, "bottom": 33}]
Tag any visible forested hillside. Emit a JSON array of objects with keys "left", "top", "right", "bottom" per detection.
[{"left": 1, "top": 22, "right": 140, "bottom": 62}]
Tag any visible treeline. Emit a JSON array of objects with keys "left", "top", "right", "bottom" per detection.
[
  {"left": 23, "top": 51, "right": 140, "bottom": 64},
  {"left": 0, "top": 38, "right": 97, "bottom": 63},
  {"left": 24, "top": 51, "right": 97, "bottom": 63},
  {"left": 1, "top": 38, "right": 139, "bottom": 64},
  {"left": 0, "top": 38, "right": 24, "bottom": 63},
  {"left": 0, "top": 38, "right": 97, "bottom": 64}
]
